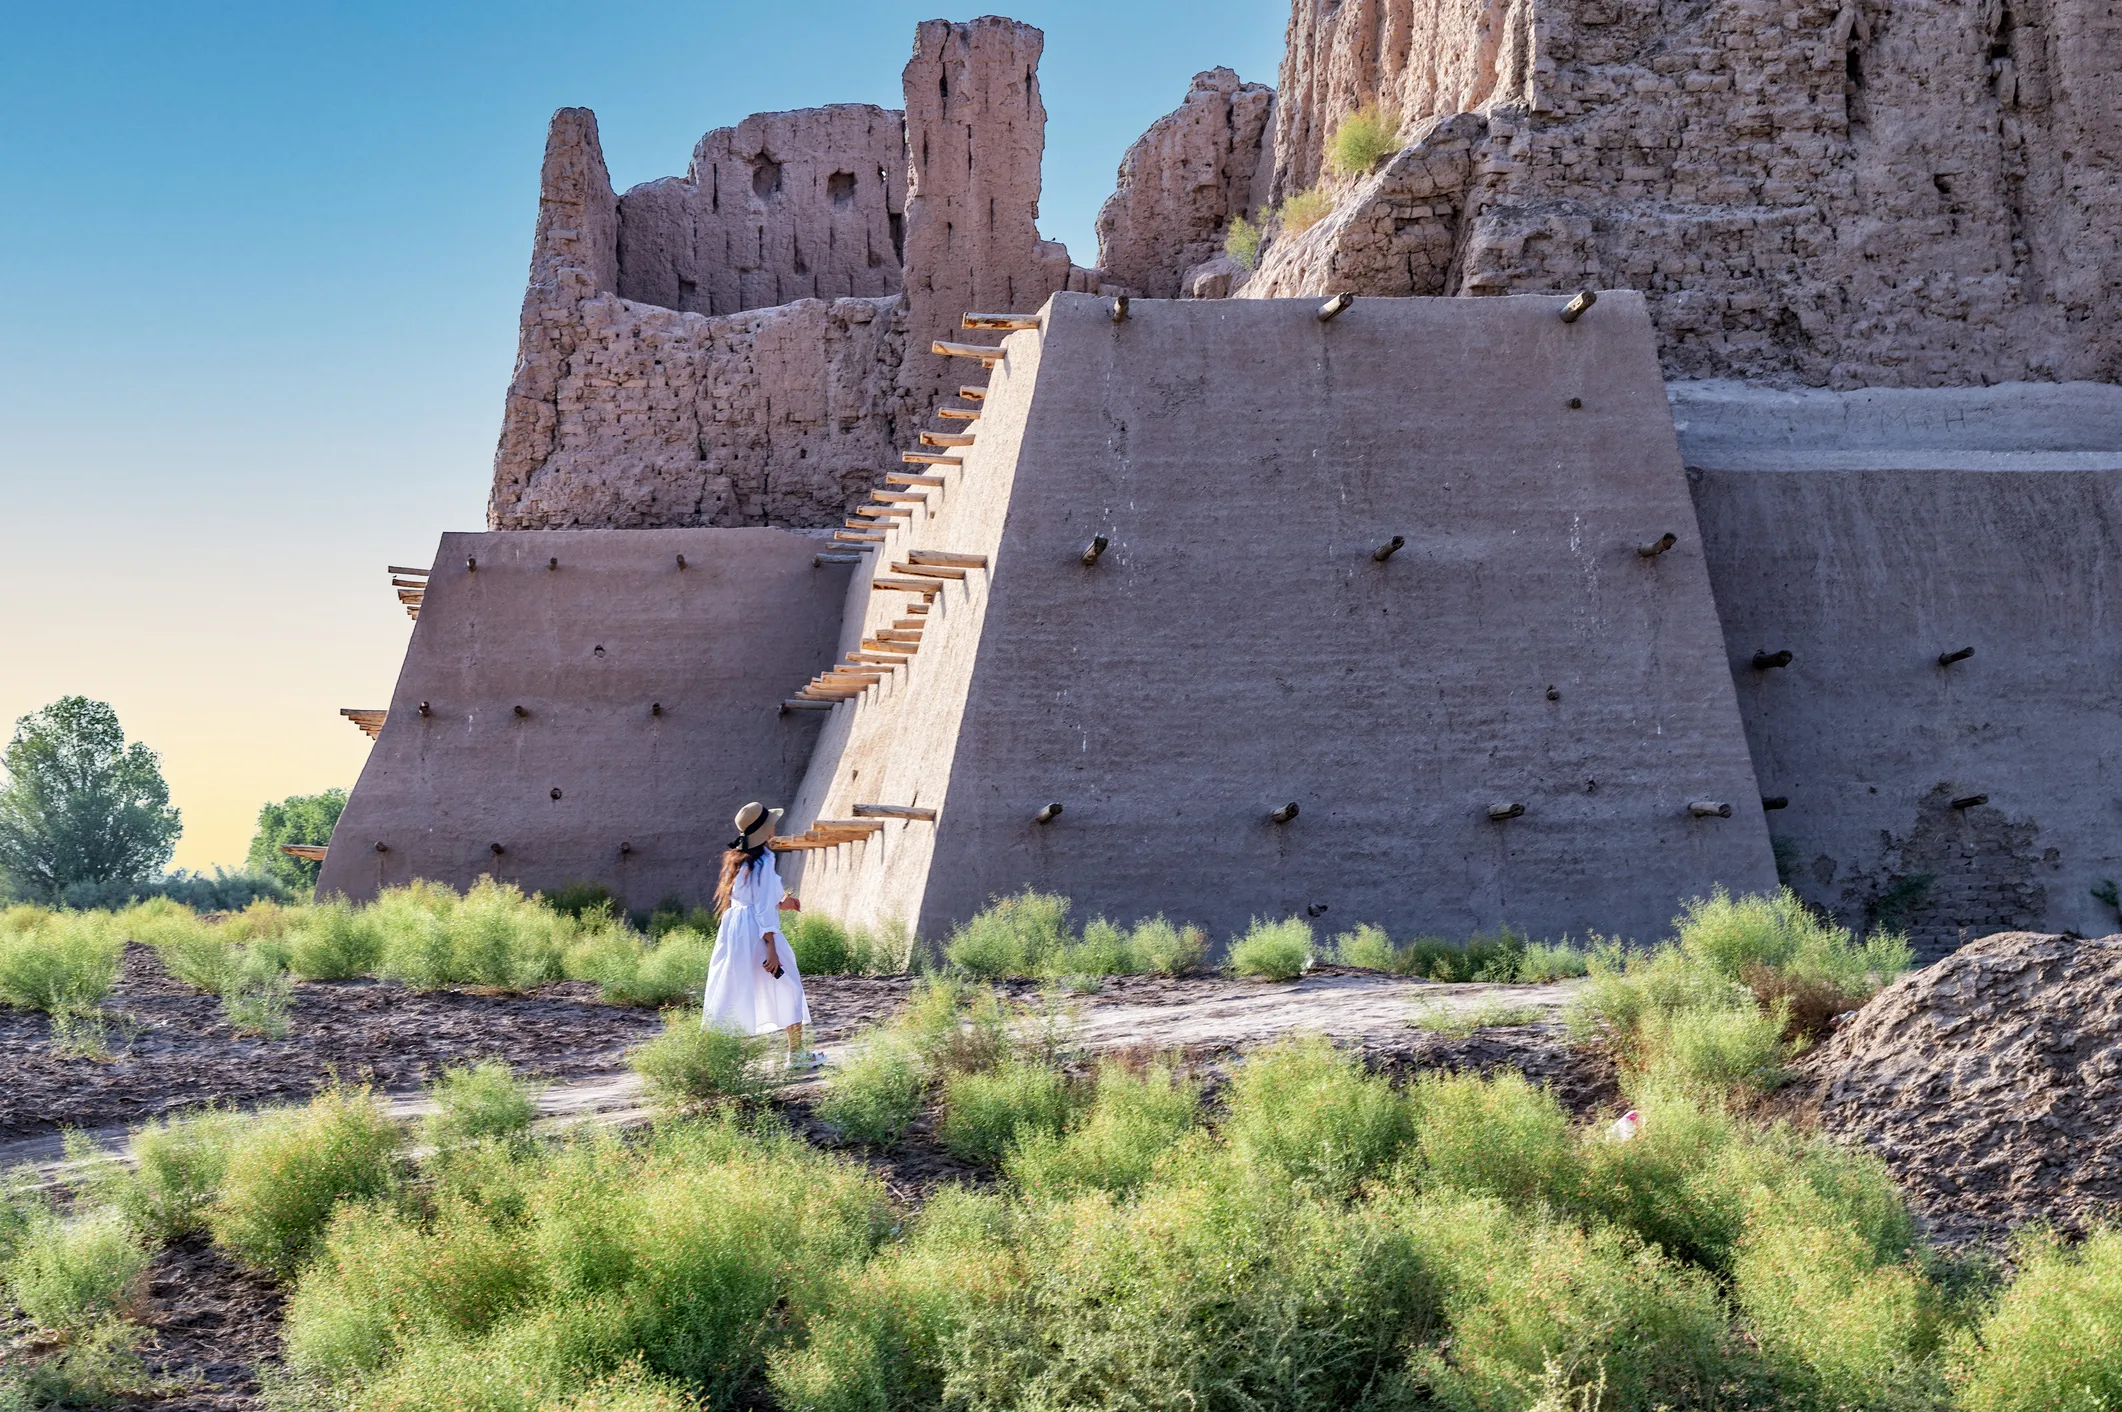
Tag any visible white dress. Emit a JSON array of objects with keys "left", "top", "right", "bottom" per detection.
[{"left": 700, "top": 850, "right": 810, "bottom": 1035}]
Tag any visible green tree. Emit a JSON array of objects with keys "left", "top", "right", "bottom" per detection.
[
  {"left": 246, "top": 788, "right": 348, "bottom": 889},
  {"left": 0, "top": 697, "right": 182, "bottom": 902}
]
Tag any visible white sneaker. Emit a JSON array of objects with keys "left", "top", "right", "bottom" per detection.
[{"left": 786, "top": 1050, "right": 827, "bottom": 1072}]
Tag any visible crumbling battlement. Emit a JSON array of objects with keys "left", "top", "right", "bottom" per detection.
[
  {"left": 1242, "top": 0, "right": 2122, "bottom": 387},
  {"left": 489, "top": 17, "right": 1105, "bottom": 534}
]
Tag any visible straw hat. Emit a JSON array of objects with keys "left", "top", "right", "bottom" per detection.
[{"left": 731, "top": 801, "right": 783, "bottom": 851}]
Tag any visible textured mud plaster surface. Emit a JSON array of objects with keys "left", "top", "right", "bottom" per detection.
[
  {"left": 1803, "top": 930, "right": 2122, "bottom": 1244},
  {"left": 1094, "top": 68, "right": 1276, "bottom": 299},
  {"left": 792, "top": 290, "right": 1776, "bottom": 943},
  {"left": 1683, "top": 381, "right": 2122, "bottom": 953},
  {"left": 1255, "top": 0, "right": 2122, "bottom": 386},
  {"left": 318, "top": 529, "right": 846, "bottom": 908}
]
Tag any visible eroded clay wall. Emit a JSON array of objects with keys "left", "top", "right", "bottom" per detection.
[
  {"left": 1248, "top": 0, "right": 2122, "bottom": 387},
  {"left": 1682, "top": 382, "right": 2122, "bottom": 955},
  {"left": 615, "top": 104, "right": 909, "bottom": 316},
  {"left": 318, "top": 530, "right": 848, "bottom": 908},
  {"left": 795, "top": 291, "right": 1777, "bottom": 944}
]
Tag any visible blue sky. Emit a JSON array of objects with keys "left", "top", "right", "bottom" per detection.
[{"left": 0, "top": 1, "right": 1283, "bottom": 870}]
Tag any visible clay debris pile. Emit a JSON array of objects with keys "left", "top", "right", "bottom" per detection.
[{"left": 1806, "top": 930, "right": 2122, "bottom": 1244}]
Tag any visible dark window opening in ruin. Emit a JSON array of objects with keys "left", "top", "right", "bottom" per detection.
[
  {"left": 1934, "top": 173, "right": 1956, "bottom": 195},
  {"left": 1990, "top": 2, "right": 2014, "bottom": 59},
  {"left": 677, "top": 277, "right": 697, "bottom": 307},
  {"left": 1845, "top": 39, "right": 1863, "bottom": 92},
  {"left": 752, "top": 156, "right": 783, "bottom": 200},
  {"left": 889, "top": 211, "right": 904, "bottom": 262},
  {"left": 989, "top": 194, "right": 997, "bottom": 231},
  {"left": 828, "top": 171, "right": 857, "bottom": 209},
  {"left": 793, "top": 234, "right": 809, "bottom": 276},
  {"left": 939, "top": 72, "right": 949, "bottom": 101}
]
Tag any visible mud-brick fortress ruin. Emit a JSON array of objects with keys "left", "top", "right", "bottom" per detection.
[{"left": 319, "top": 5, "right": 2122, "bottom": 958}]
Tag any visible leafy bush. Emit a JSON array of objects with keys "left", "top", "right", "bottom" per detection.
[
  {"left": 642, "top": 892, "right": 718, "bottom": 940},
  {"left": 542, "top": 881, "right": 619, "bottom": 921},
  {"left": 946, "top": 1168, "right": 1436, "bottom": 1412},
  {"left": 1129, "top": 915, "right": 1206, "bottom": 976},
  {"left": 424, "top": 1061, "right": 541, "bottom": 1149},
  {"left": 209, "top": 1085, "right": 402, "bottom": 1275},
  {"left": 1393, "top": 1191, "right": 1731, "bottom": 1410},
  {"left": 1733, "top": 1180, "right": 1947, "bottom": 1406},
  {"left": 1222, "top": 1035, "right": 1409, "bottom": 1195},
  {"left": 91, "top": 1108, "right": 243, "bottom": 1239},
  {"left": 1005, "top": 1060, "right": 1199, "bottom": 1198},
  {"left": 1410, "top": 996, "right": 1546, "bottom": 1036},
  {"left": 1401, "top": 928, "right": 1531, "bottom": 982},
  {"left": 1675, "top": 886, "right": 1912, "bottom": 995},
  {"left": 1334, "top": 922, "right": 1397, "bottom": 970},
  {"left": 374, "top": 877, "right": 571, "bottom": 990},
  {"left": 569, "top": 927, "right": 716, "bottom": 1006},
  {"left": 628, "top": 1009, "right": 773, "bottom": 1108},
  {"left": 1227, "top": 915, "right": 1313, "bottom": 980},
  {"left": 784, "top": 909, "right": 855, "bottom": 974},
  {"left": 944, "top": 890, "right": 1072, "bottom": 978},
  {"left": 222, "top": 958, "right": 294, "bottom": 1037},
  {"left": 0, "top": 910, "right": 120, "bottom": 1013},
  {"left": 899, "top": 976, "right": 1013, "bottom": 1075},
  {"left": 1516, "top": 940, "right": 1592, "bottom": 982},
  {"left": 818, "top": 1033, "right": 927, "bottom": 1147},
  {"left": 1276, "top": 187, "right": 1334, "bottom": 235},
  {"left": 1952, "top": 1225, "right": 2122, "bottom": 1412},
  {"left": 940, "top": 1059, "right": 1077, "bottom": 1165},
  {"left": 1325, "top": 105, "right": 1401, "bottom": 176},
  {"left": 283, "top": 1118, "right": 889, "bottom": 1412},
  {"left": 1223, "top": 214, "right": 1262, "bottom": 270},
  {"left": 4, "top": 1209, "right": 150, "bottom": 1333},
  {"left": 1639, "top": 996, "right": 1792, "bottom": 1097},
  {"left": 1406, "top": 1069, "right": 1578, "bottom": 1209},
  {"left": 58, "top": 867, "right": 288, "bottom": 913},
  {"left": 286, "top": 900, "right": 383, "bottom": 980}
]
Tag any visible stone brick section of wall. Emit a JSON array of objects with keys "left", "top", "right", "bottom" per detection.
[
  {"left": 1682, "top": 380, "right": 2122, "bottom": 953},
  {"left": 318, "top": 529, "right": 849, "bottom": 909},
  {"left": 615, "top": 104, "right": 909, "bottom": 316},
  {"left": 787, "top": 291, "right": 1778, "bottom": 944},
  {"left": 896, "top": 16, "right": 1075, "bottom": 416},
  {"left": 1246, "top": 0, "right": 2122, "bottom": 388},
  {"left": 1093, "top": 68, "right": 1276, "bottom": 298}
]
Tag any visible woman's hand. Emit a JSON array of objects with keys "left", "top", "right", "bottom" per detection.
[
  {"left": 779, "top": 893, "right": 801, "bottom": 912},
  {"left": 762, "top": 935, "right": 785, "bottom": 979}
]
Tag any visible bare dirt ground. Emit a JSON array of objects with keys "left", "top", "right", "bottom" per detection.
[{"left": 2, "top": 957, "right": 1606, "bottom": 1407}]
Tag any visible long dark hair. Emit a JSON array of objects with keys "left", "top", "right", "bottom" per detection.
[{"left": 714, "top": 845, "right": 761, "bottom": 913}]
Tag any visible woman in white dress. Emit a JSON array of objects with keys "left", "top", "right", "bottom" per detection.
[{"left": 700, "top": 801, "right": 817, "bottom": 1069}]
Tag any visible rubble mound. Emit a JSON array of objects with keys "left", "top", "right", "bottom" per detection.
[{"left": 1807, "top": 930, "right": 2122, "bottom": 1244}]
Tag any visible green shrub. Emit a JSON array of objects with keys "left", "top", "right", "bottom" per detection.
[
  {"left": 370, "top": 877, "right": 569, "bottom": 991},
  {"left": 95, "top": 1108, "right": 243, "bottom": 1239},
  {"left": 1223, "top": 214, "right": 1262, "bottom": 270},
  {"left": 1334, "top": 921, "right": 1397, "bottom": 970},
  {"left": 944, "top": 890, "right": 1072, "bottom": 978},
  {"left": 1129, "top": 915, "right": 1206, "bottom": 976},
  {"left": 1325, "top": 105, "right": 1401, "bottom": 176},
  {"left": 769, "top": 1189, "right": 1014, "bottom": 1412},
  {"left": 209, "top": 1085, "right": 402, "bottom": 1275},
  {"left": 1394, "top": 1191, "right": 1731, "bottom": 1410},
  {"left": 0, "top": 1316, "right": 149, "bottom": 1407},
  {"left": 1638, "top": 995, "right": 1792, "bottom": 1098},
  {"left": 1952, "top": 1225, "right": 2122, "bottom": 1412},
  {"left": 1675, "top": 886, "right": 1912, "bottom": 995},
  {"left": 1048, "top": 916, "right": 1138, "bottom": 979},
  {"left": 1401, "top": 927, "right": 1529, "bottom": 982},
  {"left": 284, "top": 1117, "right": 889, "bottom": 1412},
  {"left": 5, "top": 1209, "right": 150, "bottom": 1333},
  {"left": 120, "top": 898, "right": 237, "bottom": 991},
  {"left": 1005, "top": 1060, "right": 1199, "bottom": 1198},
  {"left": 569, "top": 927, "right": 715, "bottom": 1007},
  {"left": 945, "top": 1170, "right": 1437, "bottom": 1412},
  {"left": 287, "top": 900, "right": 383, "bottom": 980},
  {"left": 784, "top": 909, "right": 854, "bottom": 974},
  {"left": 1227, "top": 915, "right": 1314, "bottom": 980},
  {"left": 543, "top": 881, "right": 618, "bottom": 921},
  {"left": 1276, "top": 187, "right": 1334, "bottom": 235},
  {"left": 1222, "top": 1035, "right": 1409, "bottom": 1195},
  {"left": 1516, "top": 940, "right": 1591, "bottom": 982},
  {"left": 222, "top": 956, "right": 294, "bottom": 1037},
  {"left": 0, "top": 911, "right": 121, "bottom": 1014},
  {"left": 818, "top": 1033, "right": 927, "bottom": 1147},
  {"left": 1733, "top": 1180, "right": 1947, "bottom": 1406},
  {"left": 1410, "top": 996, "right": 1546, "bottom": 1036},
  {"left": 424, "top": 1061, "right": 540, "bottom": 1149},
  {"left": 1406, "top": 1069, "right": 1579, "bottom": 1209},
  {"left": 642, "top": 892, "right": 718, "bottom": 940},
  {"left": 899, "top": 976, "right": 1013, "bottom": 1075},
  {"left": 940, "top": 1059, "right": 1076, "bottom": 1165},
  {"left": 628, "top": 1009, "right": 772, "bottom": 1108}
]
